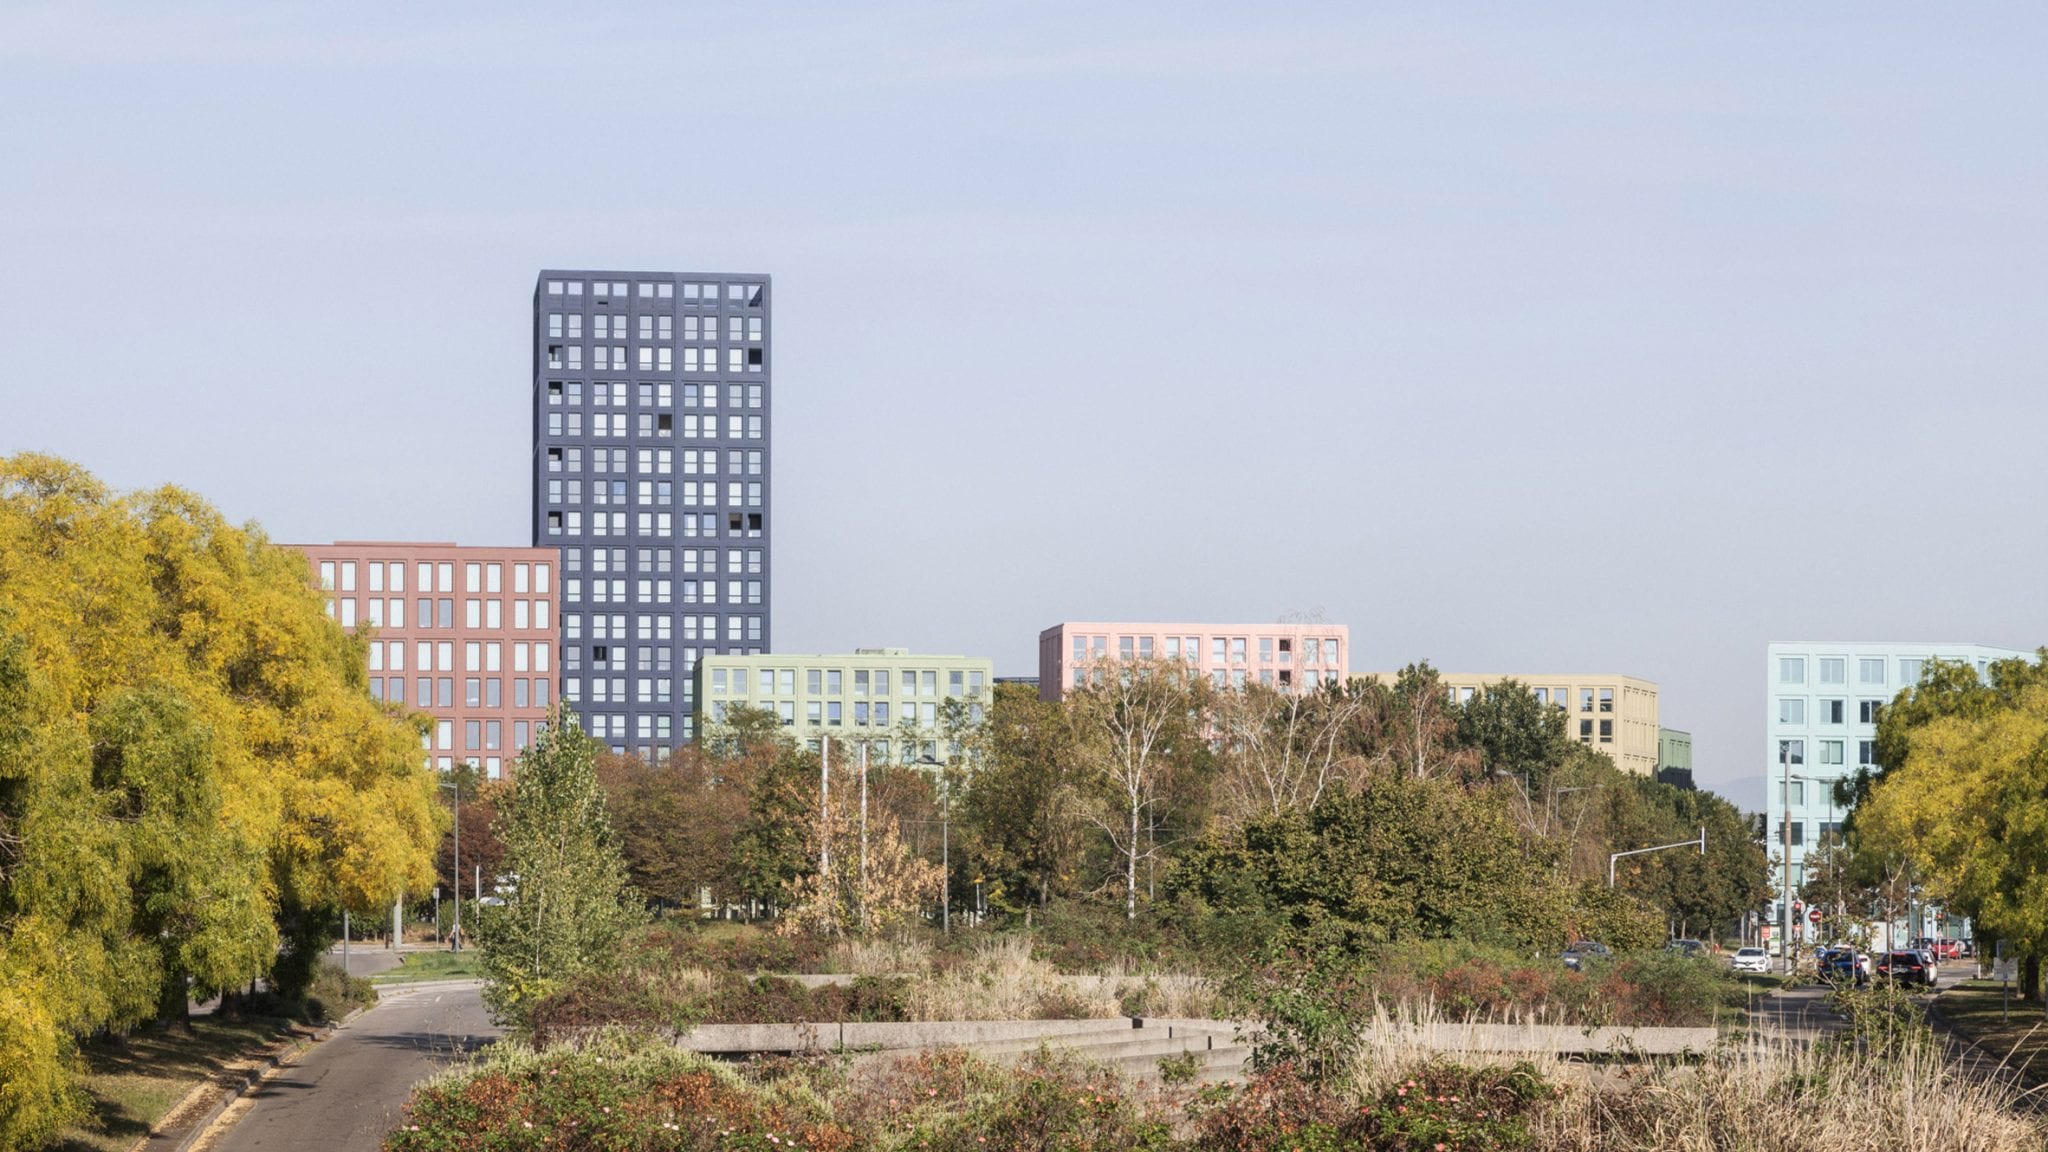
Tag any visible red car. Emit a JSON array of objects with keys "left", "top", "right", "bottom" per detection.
[{"left": 1912, "top": 937, "right": 1962, "bottom": 961}]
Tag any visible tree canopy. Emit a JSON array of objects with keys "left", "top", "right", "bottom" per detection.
[
  {"left": 0, "top": 454, "right": 441, "bottom": 1150},
  {"left": 1851, "top": 653, "right": 2048, "bottom": 992}
]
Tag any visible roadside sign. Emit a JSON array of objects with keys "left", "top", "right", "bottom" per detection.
[
  {"left": 1808, "top": 909, "right": 1823, "bottom": 923},
  {"left": 1994, "top": 958, "right": 2018, "bottom": 982}
]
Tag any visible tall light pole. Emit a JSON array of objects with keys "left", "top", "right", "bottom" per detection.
[
  {"left": 1780, "top": 739, "right": 1794, "bottom": 974},
  {"left": 858, "top": 741, "right": 870, "bottom": 936},
  {"left": 913, "top": 753, "right": 948, "bottom": 932},
  {"left": 1549, "top": 784, "right": 1600, "bottom": 840},
  {"left": 1786, "top": 771, "right": 1835, "bottom": 946},
  {"left": 441, "top": 769, "right": 463, "bottom": 951},
  {"left": 819, "top": 737, "right": 831, "bottom": 888},
  {"left": 1608, "top": 827, "right": 1706, "bottom": 888}
]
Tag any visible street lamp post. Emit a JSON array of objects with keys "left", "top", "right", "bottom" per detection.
[
  {"left": 942, "top": 774, "right": 951, "bottom": 934},
  {"left": 1549, "top": 784, "right": 1600, "bottom": 839},
  {"left": 1785, "top": 771, "right": 1836, "bottom": 947},
  {"left": 819, "top": 738, "right": 831, "bottom": 893},
  {"left": 442, "top": 770, "right": 463, "bottom": 951},
  {"left": 1608, "top": 826, "right": 1707, "bottom": 888},
  {"left": 1780, "top": 739, "right": 1794, "bottom": 974},
  {"left": 859, "top": 741, "right": 870, "bottom": 936},
  {"left": 912, "top": 753, "right": 949, "bottom": 933}
]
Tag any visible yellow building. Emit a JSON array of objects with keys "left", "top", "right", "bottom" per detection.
[{"left": 1359, "top": 671, "right": 1661, "bottom": 775}]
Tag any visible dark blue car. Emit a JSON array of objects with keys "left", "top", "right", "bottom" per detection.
[{"left": 1818, "top": 947, "right": 1863, "bottom": 984}]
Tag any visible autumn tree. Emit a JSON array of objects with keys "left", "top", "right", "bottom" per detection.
[
  {"left": 779, "top": 765, "right": 943, "bottom": 939},
  {"left": 0, "top": 455, "right": 440, "bottom": 1150},
  {"left": 1853, "top": 654, "right": 2048, "bottom": 996},
  {"left": 598, "top": 746, "right": 752, "bottom": 911}
]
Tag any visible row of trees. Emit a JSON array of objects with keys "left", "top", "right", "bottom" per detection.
[
  {"left": 0, "top": 456, "right": 443, "bottom": 1150},
  {"left": 556, "top": 660, "right": 1765, "bottom": 950}
]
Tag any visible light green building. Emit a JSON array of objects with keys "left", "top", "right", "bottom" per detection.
[
  {"left": 694, "top": 648, "right": 994, "bottom": 759},
  {"left": 1657, "top": 727, "right": 1694, "bottom": 788}
]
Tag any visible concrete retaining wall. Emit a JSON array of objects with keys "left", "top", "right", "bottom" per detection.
[
  {"left": 679, "top": 1017, "right": 1137, "bottom": 1053},
  {"left": 677, "top": 1016, "right": 1717, "bottom": 1057}
]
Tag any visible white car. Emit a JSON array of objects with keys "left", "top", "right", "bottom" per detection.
[{"left": 1730, "top": 946, "right": 1770, "bottom": 973}]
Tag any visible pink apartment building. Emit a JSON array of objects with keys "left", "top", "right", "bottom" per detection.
[
  {"left": 1038, "top": 621, "right": 1350, "bottom": 701},
  {"left": 298, "top": 543, "right": 561, "bottom": 778}
]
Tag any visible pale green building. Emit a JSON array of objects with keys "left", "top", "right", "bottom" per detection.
[{"left": 694, "top": 648, "right": 994, "bottom": 759}]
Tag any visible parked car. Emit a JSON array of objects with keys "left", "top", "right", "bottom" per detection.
[
  {"left": 1562, "top": 940, "right": 1613, "bottom": 970},
  {"left": 1818, "top": 947, "right": 1865, "bottom": 985},
  {"left": 1664, "top": 938, "right": 1710, "bottom": 959},
  {"left": 1730, "top": 946, "right": 1770, "bottom": 973},
  {"left": 1913, "top": 937, "right": 1963, "bottom": 961},
  {"left": 1874, "top": 950, "right": 1935, "bottom": 987}
]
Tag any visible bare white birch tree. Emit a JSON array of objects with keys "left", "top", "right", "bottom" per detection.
[
  {"left": 1213, "top": 680, "right": 1370, "bottom": 823},
  {"left": 1065, "top": 656, "right": 1209, "bottom": 920}
]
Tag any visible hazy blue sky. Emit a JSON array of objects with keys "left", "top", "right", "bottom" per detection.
[{"left": 5, "top": 3, "right": 2046, "bottom": 807}]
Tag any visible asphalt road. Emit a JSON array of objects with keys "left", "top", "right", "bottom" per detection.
[{"left": 200, "top": 980, "right": 498, "bottom": 1152}]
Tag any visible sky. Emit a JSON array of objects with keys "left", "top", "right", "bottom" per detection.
[{"left": 4, "top": 2, "right": 2046, "bottom": 809}]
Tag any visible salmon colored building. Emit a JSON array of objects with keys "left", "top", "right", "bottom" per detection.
[
  {"left": 298, "top": 542, "right": 560, "bottom": 778},
  {"left": 1037, "top": 621, "right": 1349, "bottom": 701}
]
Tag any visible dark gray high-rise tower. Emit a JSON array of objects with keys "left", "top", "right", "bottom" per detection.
[{"left": 532, "top": 270, "right": 771, "bottom": 757}]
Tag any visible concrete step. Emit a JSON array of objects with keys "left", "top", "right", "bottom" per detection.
[
  {"left": 978, "top": 1033, "right": 1231, "bottom": 1064},
  {"left": 1112, "top": 1045, "right": 1251, "bottom": 1085}
]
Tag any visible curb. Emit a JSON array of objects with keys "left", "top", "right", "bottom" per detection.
[{"left": 137, "top": 1002, "right": 373, "bottom": 1152}]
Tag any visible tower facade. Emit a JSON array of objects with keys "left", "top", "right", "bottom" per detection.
[{"left": 533, "top": 270, "right": 771, "bottom": 757}]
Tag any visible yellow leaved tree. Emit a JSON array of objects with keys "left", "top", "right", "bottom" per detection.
[{"left": 0, "top": 455, "right": 439, "bottom": 1150}]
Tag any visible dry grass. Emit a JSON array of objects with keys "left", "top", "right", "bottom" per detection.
[
  {"left": 1345, "top": 1004, "right": 2045, "bottom": 1152},
  {"left": 825, "top": 934, "right": 933, "bottom": 977},
  {"left": 1541, "top": 1034, "right": 2041, "bottom": 1151},
  {"left": 882, "top": 935, "right": 1221, "bottom": 1021}
]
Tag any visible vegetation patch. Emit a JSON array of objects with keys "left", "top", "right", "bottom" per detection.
[
  {"left": 369, "top": 951, "right": 486, "bottom": 985},
  {"left": 390, "top": 1022, "right": 2043, "bottom": 1152},
  {"left": 1927, "top": 979, "right": 2048, "bottom": 1087},
  {"left": 54, "top": 1017, "right": 304, "bottom": 1152}
]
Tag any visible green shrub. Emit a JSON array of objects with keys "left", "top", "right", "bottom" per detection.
[
  {"left": 1223, "top": 946, "right": 1375, "bottom": 1087},
  {"left": 302, "top": 965, "right": 377, "bottom": 1024},
  {"left": 1824, "top": 982, "right": 1936, "bottom": 1058},
  {"left": 386, "top": 1037, "right": 855, "bottom": 1152}
]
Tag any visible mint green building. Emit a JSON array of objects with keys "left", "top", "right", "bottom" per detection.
[
  {"left": 1658, "top": 727, "right": 1692, "bottom": 774},
  {"left": 694, "top": 648, "right": 994, "bottom": 759}
]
